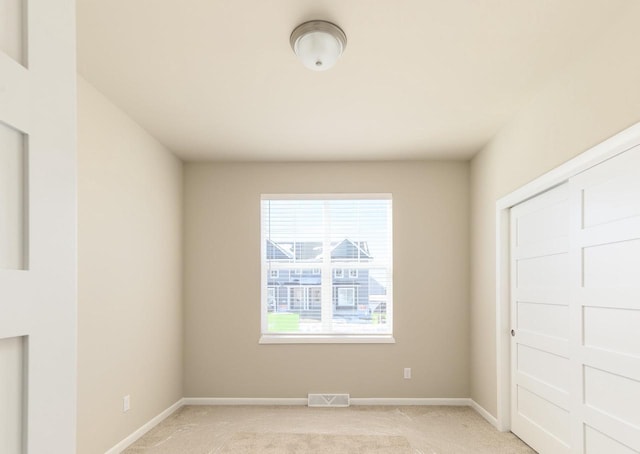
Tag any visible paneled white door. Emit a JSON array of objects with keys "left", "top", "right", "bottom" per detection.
[
  {"left": 511, "top": 145, "right": 640, "bottom": 454},
  {"left": 0, "top": 0, "right": 77, "bottom": 453},
  {"left": 569, "top": 144, "right": 640, "bottom": 454},
  {"left": 511, "top": 183, "right": 572, "bottom": 453}
]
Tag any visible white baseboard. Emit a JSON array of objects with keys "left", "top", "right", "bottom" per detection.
[
  {"left": 104, "top": 398, "right": 183, "bottom": 454},
  {"left": 469, "top": 399, "right": 499, "bottom": 429},
  {"left": 183, "top": 397, "right": 471, "bottom": 407},
  {"left": 183, "top": 397, "right": 308, "bottom": 406},
  {"left": 350, "top": 397, "right": 471, "bottom": 406},
  {"left": 107, "top": 396, "right": 501, "bottom": 452}
]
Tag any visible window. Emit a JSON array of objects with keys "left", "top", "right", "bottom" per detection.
[
  {"left": 261, "top": 194, "right": 393, "bottom": 342},
  {"left": 336, "top": 287, "right": 356, "bottom": 307}
]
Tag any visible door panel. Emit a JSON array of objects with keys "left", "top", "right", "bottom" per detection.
[
  {"left": 569, "top": 144, "right": 640, "bottom": 453},
  {"left": 582, "top": 170, "right": 640, "bottom": 229},
  {"left": 517, "top": 253, "right": 570, "bottom": 290},
  {"left": 0, "top": 336, "right": 26, "bottom": 454},
  {"left": 0, "top": 0, "right": 76, "bottom": 452},
  {"left": 511, "top": 183, "right": 571, "bottom": 453},
  {"left": 584, "top": 366, "right": 640, "bottom": 428},
  {"left": 518, "top": 387, "right": 571, "bottom": 444},
  {"left": 0, "top": 122, "right": 26, "bottom": 270},
  {"left": 518, "top": 345, "right": 570, "bottom": 391},
  {"left": 515, "top": 387, "right": 571, "bottom": 453},
  {"left": 517, "top": 199, "right": 569, "bottom": 247},
  {"left": 0, "top": 0, "right": 25, "bottom": 65},
  {"left": 582, "top": 239, "right": 640, "bottom": 288},
  {"left": 516, "top": 302, "right": 569, "bottom": 340},
  {"left": 584, "top": 426, "right": 636, "bottom": 454},
  {"left": 583, "top": 307, "right": 640, "bottom": 357}
]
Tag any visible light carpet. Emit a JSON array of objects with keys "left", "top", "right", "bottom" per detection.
[
  {"left": 123, "top": 405, "right": 535, "bottom": 453},
  {"left": 219, "top": 432, "right": 412, "bottom": 453}
]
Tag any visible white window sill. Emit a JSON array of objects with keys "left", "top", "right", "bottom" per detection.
[{"left": 259, "top": 334, "right": 396, "bottom": 344}]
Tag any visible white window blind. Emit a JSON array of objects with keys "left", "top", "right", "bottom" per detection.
[{"left": 261, "top": 194, "right": 393, "bottom": 340}]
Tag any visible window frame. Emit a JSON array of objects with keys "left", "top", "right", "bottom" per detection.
[{"left": 260, "top": 193, "right": 394, "bottom": 344}]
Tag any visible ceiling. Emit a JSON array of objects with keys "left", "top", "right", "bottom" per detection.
[{"left": 76, "top": 0, "right": 633, "bottom": 162}]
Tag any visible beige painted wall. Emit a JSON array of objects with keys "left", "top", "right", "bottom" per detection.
[
  {"left": 77, "top": 77, "right": 183, "bottom": 453},
  {"left": 469, "top": 4, "right": 640, "bottom": 416},
  {"left": 184, "top": 161, "right": 469, "bottom": 398}
]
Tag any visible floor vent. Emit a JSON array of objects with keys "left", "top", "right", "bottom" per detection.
[{"left": 308, "top": 393, "right": 350, "bottom": 407}]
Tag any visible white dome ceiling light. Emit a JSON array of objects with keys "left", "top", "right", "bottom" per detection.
[{"left": 290, "top": 20, "right": 347, "bottom": 71}]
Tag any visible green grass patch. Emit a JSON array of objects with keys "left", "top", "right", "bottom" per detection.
[{"left": 268, "top": 312, "right": 300, "bottom": 332}]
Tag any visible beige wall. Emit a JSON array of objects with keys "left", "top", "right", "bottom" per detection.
[
  {"left": 77, "top": 77, "right": 183, "bottom": 453},
  {"left": 469, "top": 4, "right": 640, "bottom": 416},
  {"left": 184, "top": 161, "right": 469, "bottom": 398}
]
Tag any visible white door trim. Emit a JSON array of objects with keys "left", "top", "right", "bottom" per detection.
[{"left": 494, "top": 121, "right": 640, "bottom": 432}]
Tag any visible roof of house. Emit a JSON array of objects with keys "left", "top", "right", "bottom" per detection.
[{"left": 266, "top": 239, "right": 372, "bottom": 261}]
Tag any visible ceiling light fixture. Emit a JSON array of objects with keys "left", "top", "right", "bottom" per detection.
[{"left": 290, "top": 20, "right": 347, "bottom": 71}]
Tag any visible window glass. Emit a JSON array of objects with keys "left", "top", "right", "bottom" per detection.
[{"left": 261, "top": 195, "right": 393, "bottom": 337}]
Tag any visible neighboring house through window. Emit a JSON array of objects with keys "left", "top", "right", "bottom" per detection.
[{"left": 261, "top": 195, "right": 393, "bottom": 341}]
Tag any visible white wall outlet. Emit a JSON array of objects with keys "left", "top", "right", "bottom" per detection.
[
  {"left": 123, "top": 395, "right": 130, "bottom": 412},
  {"left": 404, "top": 367, "right": 411, "bottom": 379}
]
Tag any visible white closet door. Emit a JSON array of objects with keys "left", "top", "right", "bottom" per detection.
[
  {"left": 511, "top": 144, "right": 640, "bottom": 454},
  {"left": 511, "top": 183, "right": 572, "bottom": 453},
  {"left": 569, "top": 144, "right": 640, "bottom": 454},
  {"left": 0, "top": 0, "right": 77, "bottom": 452}
]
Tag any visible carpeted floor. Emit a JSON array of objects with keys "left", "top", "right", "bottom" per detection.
[
  {"left": 124, "top": 405, "right": 536, "bottom": 454},
  {"left": 219, "top": 432, "right": 413, "bottom": 453}
]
